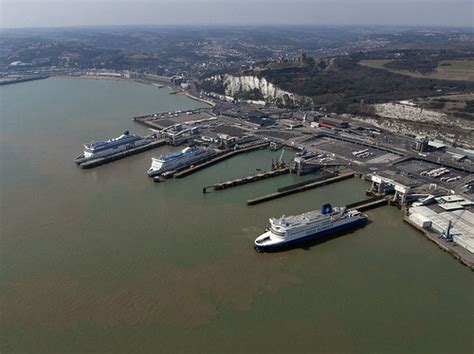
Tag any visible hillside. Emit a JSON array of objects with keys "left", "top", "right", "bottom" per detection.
[{"left": 199, "top": 53, "right": 474, "bottom": 111}]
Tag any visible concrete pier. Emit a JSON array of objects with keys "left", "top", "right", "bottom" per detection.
[
  {"left": 0, "top": 75, "right": 49, "bottom": 86},
  {"left": 247, "top": 172, "right": 355, "bottom": 205},
  {"left": 346, "top": 196, "right": 389, "bottom": 211},
  {"left": 203, "top": 168, "right": 289, "bottom": 193},
  {"left": 78, "top": 139, "right": 166, "bottom": 169},
  {"left": 276, "top": 172, "right": 335, "bottom": 193}
]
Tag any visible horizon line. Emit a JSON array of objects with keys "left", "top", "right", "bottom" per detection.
[{"left": 2, "top": 23, "right": 473, "bottom": 31}]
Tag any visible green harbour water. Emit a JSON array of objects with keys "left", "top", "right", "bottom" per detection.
[{"left": 1, "top": 78, "right": 473, "bottom": 353}]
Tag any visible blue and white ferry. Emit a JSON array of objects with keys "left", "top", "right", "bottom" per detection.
[
  {"left": 147, "top": 146, "right": 216, "bottom": 177},
  {"left": 254, "top": 204, "right": 368, "bottom": 251},
  {"left": 75, "top": 131, "right": 154, "bottom": 164}
]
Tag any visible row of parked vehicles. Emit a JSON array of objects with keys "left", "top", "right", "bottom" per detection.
[
  {"left": 420, "top": 167, "right": 461, "bottom": 183},
  {"left": 351, "top": 149, "right": 374, "bottom": 159}
]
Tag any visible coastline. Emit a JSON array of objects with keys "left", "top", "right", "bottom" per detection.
[
  {"left": 51, "top": 74, "right": 214, "bottom": 107},
  {"left": 52, "top": 74, "right": 173, "bottom": 89},
  {"left": 178, "top": 91, "right": 216, "bottom": 107}
]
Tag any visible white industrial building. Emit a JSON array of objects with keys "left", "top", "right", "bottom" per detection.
[{"left": 408, "top": 205, "right": 474, "bottom": 253}]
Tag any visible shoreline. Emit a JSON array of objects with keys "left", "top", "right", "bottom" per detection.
[
  {"left": 53, "top": 74, "right": 135, "bottom": 84},
  {"left": 51, "top": 74, "right": 214, "bottom": 107},
  {"left": 52, "top": 74, "right": 177, "bottom": 91},
  {"left": 177, "top": 91, "right": 215, "bottom": 107}
]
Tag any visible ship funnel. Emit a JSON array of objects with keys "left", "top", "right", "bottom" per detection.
[{"left": 321, "top": 204, "right": 333, "bottom": 214}]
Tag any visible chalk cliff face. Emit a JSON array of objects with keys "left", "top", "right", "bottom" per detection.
[{"left": 205, "top": 74, "right": 311, "bottom": 106}]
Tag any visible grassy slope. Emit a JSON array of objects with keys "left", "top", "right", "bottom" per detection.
[
  {"left": 360, "top": 59, "right": 474, "bottom": 81},
  {"left": 259, "top": 57, "right": 474, "bottom": 112}
]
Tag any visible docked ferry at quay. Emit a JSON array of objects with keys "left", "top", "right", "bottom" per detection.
[
  {"left": 75, "top": 131, "right": 156, "bottom": 164},
  {"left": 254, "top": 204, "right": 368, "bottom": 252},
  {"left": 147, "top": 145, "right": 216, "bottom": 177}
]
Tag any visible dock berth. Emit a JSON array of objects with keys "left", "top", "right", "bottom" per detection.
[
  {"left": 247, "top": 172, "right": 355, "bottom": 205},
  {"left": 203, "top": 167, "right": 289, "bottom": 193}
]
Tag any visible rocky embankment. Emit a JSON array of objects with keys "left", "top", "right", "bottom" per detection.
[
  {"left": 373, "top": 102, "right": 449, "bottom": 124},
  {"left": 354, "top": 102, "right": 474, "bottom": 148}
]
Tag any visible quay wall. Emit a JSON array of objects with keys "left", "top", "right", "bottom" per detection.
[{"left": 404, "top": 216, "right": 474, "bottom": 270}]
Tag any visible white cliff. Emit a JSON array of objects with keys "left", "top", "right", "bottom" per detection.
[{"left": 205, "top": 74, "right": 311, "bottom": 106}]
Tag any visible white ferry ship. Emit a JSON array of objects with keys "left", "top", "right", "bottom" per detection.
[
  {"left": 255, "top": 204, "right": 368, "bottom": 251},
  {"left": 75, "top": 131, "right": 155, "bottom": 164},
  {"left": 147, "top": 146, "right": 216, "bottom": 177}
]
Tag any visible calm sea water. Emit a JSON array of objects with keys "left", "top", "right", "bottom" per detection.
[{"left": 1, "top": 78, "right": 472, "bottom": 353}]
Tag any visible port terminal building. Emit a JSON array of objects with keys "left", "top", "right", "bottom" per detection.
[
  {"left": 369, "top": 172, "right": 418, "bottom": 204},
  {"left": 408, "top": 203, "right": 474, "bottom": 254}
]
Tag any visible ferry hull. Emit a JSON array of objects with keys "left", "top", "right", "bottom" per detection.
[
  {"left": 147, "top": 150, "right": 215, "bottom": 177},
  {"left": 255, "top": 217, "right": 367, "bottom": 252},
  {"left": 75, "top": 133, "right": 155, "bottom": 165}
]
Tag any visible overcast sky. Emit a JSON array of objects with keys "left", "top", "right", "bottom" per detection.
[{"left": 1, "top": 0, "right": 472, "bottom": 28}]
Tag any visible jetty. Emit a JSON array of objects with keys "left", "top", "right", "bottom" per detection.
[
  {"left": 0, "top": 75, "right": 49, "bottom": 86},
  {"left": 203, "top": 167, "right": 289, "bottom": 193},
  {"left": 275, "top": 172, "right": 335, "bottom": 193},
  {"left": 346, "top": 196, "right": 389, "bottom": 211},
  {"left": 247, "top": 172, "right": 355, "bottom": 205},
  {"left": 78, "top": 139, "right": 166, "bottom": 169}
]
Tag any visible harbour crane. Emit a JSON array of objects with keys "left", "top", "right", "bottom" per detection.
[
  {"left": 440, "top": 211, "right": 464, "bottom": 242},
  {"left": 272, "top": 149, "right": 286, "bottom": 170}
]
